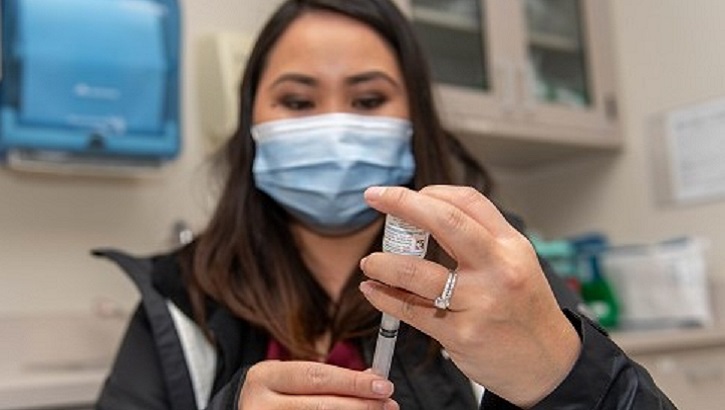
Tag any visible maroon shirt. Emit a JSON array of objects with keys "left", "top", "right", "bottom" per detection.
[{"left": 266, "top": 338, "right": 366, "bottom": 370}]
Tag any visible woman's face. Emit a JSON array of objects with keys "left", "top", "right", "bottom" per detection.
[{"left": 253, "top": 11, "right": 410, "bottom": 124}]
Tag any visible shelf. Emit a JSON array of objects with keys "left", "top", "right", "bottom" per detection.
[
  {"left": 529, "top": 31, "right": 581, "bottom": 52},
  {"left": 412, "top": 6, "right": 479, "bottom": 32},
  {"left": 445, "top": 111, "right": 621, "bottom": 169}
]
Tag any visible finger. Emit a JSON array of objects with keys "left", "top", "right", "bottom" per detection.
[
  {"left": 361, "top": 252, "right": 451, "bottom": 303},
  {"left": 359, "top": 280, "right": 445, "bottom": 337},
  {"left": 250, "top": 361, "right": 395, "bottom": 399},
  {"left": 419, "top": 185, "right": 514, "bottom": 238},
  {"left": 270, "top": 394, "right": 398, "bottom": 410},
  {"left": 364, "top": 186, "right": 491, "bottom": 265}
]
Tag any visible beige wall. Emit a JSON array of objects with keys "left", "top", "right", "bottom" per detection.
[
  {"left": 0, "top": 0, "right": 285, "bottom": 315},
  {"left": 2, "top": 0, "right": 725, "bottom": 316},
  {"left": 493, "top": 0, "right": 725, "bottom": 285}
]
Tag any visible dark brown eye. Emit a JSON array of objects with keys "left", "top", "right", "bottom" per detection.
[
  {"left": 281, "top": 96, "right": 315, "bottom": 111},
  {"left": 353, "top": 95, "right": 387, "bottom": 110}
]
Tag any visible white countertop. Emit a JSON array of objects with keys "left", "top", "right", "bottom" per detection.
[
  {"left": 612, "top": 325, "right": 725, "bottom": 355},
  {"left": 2, "top": 313, "right": 725, "bottom": 409},
  {"left": 0, "top": 314, "right": 126, "bottom": 410}
]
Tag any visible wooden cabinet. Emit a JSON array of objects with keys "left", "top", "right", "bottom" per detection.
[
  {"left": 393, "top": 0, "right": 621, "bottom": 167},
  {"left": 613, "top": 327, "right": 725, "bottom": 409}
]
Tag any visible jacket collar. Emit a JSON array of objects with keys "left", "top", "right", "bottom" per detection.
[{"left": 98, "top": 247, "right": 478, "bottom": 409}]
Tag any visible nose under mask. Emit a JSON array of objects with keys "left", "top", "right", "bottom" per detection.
[{"left": 251, "top": 113, "right": 416, "bottom": 235}]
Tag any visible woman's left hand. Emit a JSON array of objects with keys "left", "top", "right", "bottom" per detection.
[{"left": 359, "top": 185, "right": 581, "bottom": 408}]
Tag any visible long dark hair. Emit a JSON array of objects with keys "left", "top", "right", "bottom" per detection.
[{"left": 185, "top": 0, "right": 493, "bottom": 359}]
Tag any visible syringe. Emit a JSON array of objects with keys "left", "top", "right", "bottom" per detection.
[{"left": 371, "top": 215, "right": 429, "bottom": 378}]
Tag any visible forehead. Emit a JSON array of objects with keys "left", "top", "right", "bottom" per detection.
[{"left": 261, "top": 10, "right": 402, "bottom": 80}]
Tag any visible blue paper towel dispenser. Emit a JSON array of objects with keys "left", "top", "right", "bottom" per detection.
[{"left": 0, "top": 0, "right": 181, "bottom": 171}]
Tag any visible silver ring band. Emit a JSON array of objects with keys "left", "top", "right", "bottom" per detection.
[{"left": 434, "top": 270, "right": 458, "bottom": 310}]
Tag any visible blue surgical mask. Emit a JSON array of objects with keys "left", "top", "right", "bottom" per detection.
[{"left": 251, "top": 113, "right": 415, "bottom": 235}]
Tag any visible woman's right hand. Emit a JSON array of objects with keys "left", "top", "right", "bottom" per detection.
[{"left": 239, "top": 361, "right": 399, "bottom": 410}]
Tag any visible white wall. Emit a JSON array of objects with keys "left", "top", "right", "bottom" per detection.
[
  {"left": 0, "top": 0, "right": 285, "bottom": 315},
  {"left": 493, "top": 0, "right": 725, "bottom": 284},
  {"left": 3, "top": 0, "right": 725, "bottom": 316}
]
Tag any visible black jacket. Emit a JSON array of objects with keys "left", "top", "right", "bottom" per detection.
[{"left": 94, "top": 247, "right": 677, "bottom": 410}]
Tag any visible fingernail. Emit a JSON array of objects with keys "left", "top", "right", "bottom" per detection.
[
  {"left": 372, "top": 379, "right": 393, "bottom": 395},
  {"left": 365, "top": 186, "right": 386, "bottom": 199},
  {"left": 359, "top": 281, "right": 374, "bottom": 295},
  {"left": 384, "top": 401, "right": 400, "bottom": 410}
]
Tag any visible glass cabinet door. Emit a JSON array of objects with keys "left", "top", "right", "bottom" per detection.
[
  {"left": 410, "top": 0, "right": 489, "bottom": 92},
  {"left": 398, "top": 0, "right": 618, "bottom": 152},
  {"left": 524, "top": 0, "right": 591, "bottom": 108}
]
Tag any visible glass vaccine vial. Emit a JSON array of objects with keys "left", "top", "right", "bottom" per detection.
[{"left": 371, "top": 215, "right": 430, "bottom": 378}]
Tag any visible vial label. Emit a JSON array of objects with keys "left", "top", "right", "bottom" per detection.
[{"left": 383, "top": 215, "right": 429, "bottom": 258}]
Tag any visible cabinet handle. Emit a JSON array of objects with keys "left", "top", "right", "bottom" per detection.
[
  {"left": 604, "top": 94, "right": 618, "bottom": 121},
  {"left": 496, "top": 60, "right": 516, "bottom": 114},
  {"left": 518, "top": 64, "right": 536, "bottom": 114}
]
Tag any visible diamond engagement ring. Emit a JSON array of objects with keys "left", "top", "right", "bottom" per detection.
[{"left": 434, "top": 270, "right": 458, "bottom": 310}]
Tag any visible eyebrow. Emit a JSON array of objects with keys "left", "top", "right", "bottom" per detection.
[
  {"left": 269, "top": 70, "right": 402, "bottom": 90},
  {"left": 270, "top": 73, "right": 318, "bottom": 88},
  {"left": 346, "top": 71, "right": 402, "bottom": 89}
]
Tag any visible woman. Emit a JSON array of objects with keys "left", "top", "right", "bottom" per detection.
[{"left": 96, "top": 0, "right": 676, "bottom": 409}]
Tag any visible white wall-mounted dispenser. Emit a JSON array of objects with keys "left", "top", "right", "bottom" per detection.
[
  {"left": 0, "top": 0, "right": 182, "bottom": 175},
  {"left": 197, "top": 32, "right": 252, "bottom": 154}
]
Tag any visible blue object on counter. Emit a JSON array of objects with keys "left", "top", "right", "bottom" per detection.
[
  {"left": 0, "top": 0, "right": 181, "bottom": 165},
  {"left": 529, "top": 234, "right": 577, "bottom": 278}
]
